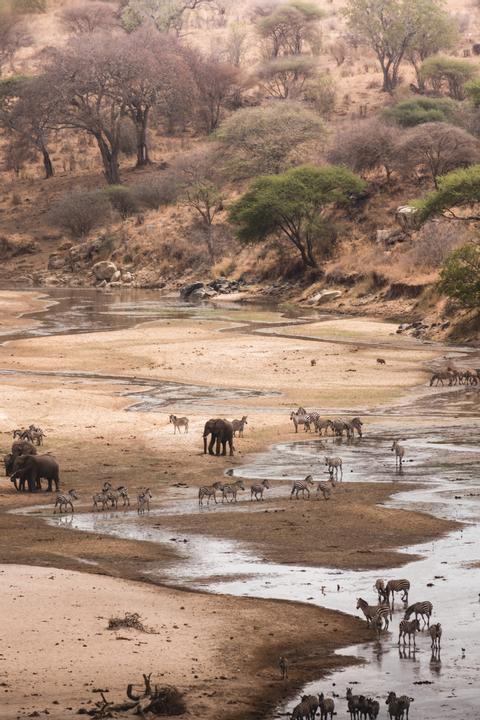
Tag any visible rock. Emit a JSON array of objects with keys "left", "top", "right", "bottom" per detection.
[
  {"left": 180, "top": 281, "right": 205, "bottom": 299},
  {"left": 189, "top": 286, "right": 217, "bottom": 300},
  {"left": 309, "top": 290, "right": 342, "bottom": 305},
  {"left": 395, "top": 205, "right": 419, "bottom": 231},
  {"left": 376, "top": 228, "right": 407, "bottom": 246},
  {"left": 111, "top": 269, "right": 121, "bottom": 282},
  {"left": 92, "top": 260, "right": 117, "bottom": 281},
  {"left": 44, "top": 275, "right": 61, "bottom": 286},
  {"left": 47, "top": 253, "right": 65, "bottom": 270},
  {"left": 122, "top": 271, "right": 133, "bottom": 283}
]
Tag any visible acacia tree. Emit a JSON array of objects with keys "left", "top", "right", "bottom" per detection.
[
  {"left": 420, "top": 56, "right": 476, "bottom": 100},
  {"left": 120, "top": 0, "right": 221, "bottom": 34},
  {"left": 254, "top": 1, "right": 323, "bottom": 58},
  {"left": 0, "top": 9, "right": 31, "bottom": 74},
  {"left": 438, "top": 243, "right": 480, "bottom": 308},
  {"left": 257, "top": 55, "right": 316, "bottom": 99},
  {"left": 120, "top": 30, "right": 196, "bottom": 166},
  {"left": 344, "top": 0, "right": 452, "bottom": 93},
  {"left": 0, "top": 75, "right": 57, "bottom": 178},
  {"left": 412, "top": 165, "right": 480, "bottom": 222},
  {"left": 404, "top": 6, "right": 457, "bottom": 91},
  {"left": 229, "top": 164, "right": 365, "bottom": 269},
  {"left": 42, "top": 34, "right": 128, "bottom": 184},
  {"left": 397, "top": 123, "right": 479, "bottom": 188},
  {"left": 216, "top": 101, "right": 324, "bottom": 179}
]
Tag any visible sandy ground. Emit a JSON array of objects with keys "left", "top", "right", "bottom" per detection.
[{"left": 0, "top": 291, "right": 458, "bottom": 719}]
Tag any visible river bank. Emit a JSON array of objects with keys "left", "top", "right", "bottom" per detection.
[{"left": 0, "top": 288, "right": 473, "bottom": 719}]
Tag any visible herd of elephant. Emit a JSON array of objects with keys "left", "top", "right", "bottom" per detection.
[{"left": 4, "top": 434, "right": 59, "bottom": 493}]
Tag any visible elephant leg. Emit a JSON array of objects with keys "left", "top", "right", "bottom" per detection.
[
  {"left": 229, "top": 440, "right": 234, "bottom": 456},
  {"left": 28, "top": 474, "right": 36, "bottom": 492},
  {"left": 46, "top": 478, "right": 53, "bottom": 492},
  {"left": 221, "top": 440, "right": 227, "bottom": 456},
  {"left": 54, "top": 476, "right": 59, "bottom": 492},
  {"left": 215, "top": 437, "right": 221, "bottom": 455},
  {"left": 208, "top": 435, "right": 216, "bottom": 456}
]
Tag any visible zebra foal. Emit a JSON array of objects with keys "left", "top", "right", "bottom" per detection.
[
  {"left": 429, "top": 622, "right": 442, "bottom": 651},
  {"left": 137, "top": 488, "right": 152, "bottom": 514},
  {"left": 325, "top": 456, "right": 343, "bottom": 480},
  {"left": 222, "top": 479, "right": 245, "bottom": 503},
  {"left": 169, "top": 415, "right": 189, "bottom": 434},
  {"left": 398, "top": 617, "right": 420, "bottom": 646},
  {"left": 290, "top": 474, "right": 314, "bottom": 500}
]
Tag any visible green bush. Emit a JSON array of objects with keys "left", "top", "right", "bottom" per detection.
[
  {"left": 103, "top": 185, "right": 138, "bottom": 219},
  {"left": 412, "top": 165, "right": 480, "bottom": 222},
  {"left": 419, "top": 56, "right": 476, "bottom": 100},
  {"left": 438, "top": 243, "right": 480, "bottom": 308},
  {"left": 384, "top": 97, "right": 456, "bottom": 127}
]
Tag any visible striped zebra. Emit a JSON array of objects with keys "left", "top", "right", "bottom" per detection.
[
  {"left": 198, "top": 481, "right": 224, "bottom": 506},
  {"left": 404, "top": 600, "right": 433, "bottom": 627},
  {"left": 385, "top": 578, "right": 410, "bottom": 607},
  {"left": 106, "top": 485, "right": 130, "bottom": 508},
  {"left": 290, "top": 474, "right": 314, "bottom": 500},
  {"left": 356, "top": 597, "right": 390, "bottom": 630},
  {"left": 92, "top": 490, "right": 109, "bottom": 511},
  {"left": 391, "top": 440, "right": 405, "bottom": 469},
  {"left": 313, "top": 418, "right": 333, "bottom": 436},
  {"left": 429, "top": 622, "right": 442, "bottom": 651},
  {"left": 137, "top": 488, "right": 152, "bottom": 515},
  {"left": 386, "top": 692, "right": 414, "bottom": 720},
  {"left": 232, "top": 416, "right": 248, "bottom": 438},
  {"left": 250, "top": 478, "right": 270, "bottom": 501},
  {"left": 53, "top": 489, "right": 78, "bottom": 514},
  {"left": 222, "top": 479, "right": 245, "bottom": 503},
  {"left": 330, "top": 419, "right": 353, "bottom": 439},
  {"left": 290, "top": 409, "right": 320, "bottom": 433},
  {"left": 398, "top": 617, "right": 420, "bottom": 646},
  {"left": 374, "top": 579, "right": 387, "bottom": 603},
  {"left": 325, "top": 456, "right": 343, "bottom": 480},
  {"left": 316, "top": 481, "right": 331, "bottom": 500},
  {"left": 169, "top": 415, "right": 189, "bottom": 433}
]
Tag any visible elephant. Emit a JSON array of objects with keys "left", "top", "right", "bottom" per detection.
[
  {"left": 203, "top": 419, "right": 234, "bottom": 457},
  {"left": 4, "top": 440, "right": 37, "bottom": 476},
  {"left": 10, "top": 454, "right": 60, "bottom": 493}
]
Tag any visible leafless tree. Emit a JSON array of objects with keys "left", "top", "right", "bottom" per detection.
[
  {"left": 396, "top": 122, "right": 480, "bottom": 188},
  {"left": 0, "top": 10, "right": 31, "bottom": 74},
  {"left": 59, "top": 1, "right": 117, "bottom": 34},
  {"left": 327, "top": 118, "right": 397, "bottom": 181},
  {"left": 186, "top": 51, "right": 240, "bottom": 133},
  {"left": 328, "top": 39, "right": 347, "bottom": 66}
]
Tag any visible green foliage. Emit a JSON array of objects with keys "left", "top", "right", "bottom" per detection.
[
  {"left": 412, "top": 165, "right": 480, "bottom": 222},
  {"left": 256, "top": 1, "right": 323, "bottom": 57},
  {"left": 258, "top": 55, "right": 317, "bottom": 99},
  {"left": 103, "top": 185, "right": 138, "bottom": 219},
  {"left": 438, "top": 243, "right": 480, "bottom": 308},
  {"left": 216, "top": 101, "right": 324, "bottom": 179},
  {"left": 12, "top": 0, "right": 45, "bottom": 12},
  {"left": 384, "top": 97, "right": 456, "bottom": 127},
  {"left": 465, "top": 79, "right": 480, "bottom": 108},
  {"left": 420, "top": 56, "right": 477, "bottom": 100},
  {"left": 228, "top": 164, "right": 365, "bottom": 268}
]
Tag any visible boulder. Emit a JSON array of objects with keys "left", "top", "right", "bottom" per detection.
[
  {"left": 111, "top": 269, "right": 121, "bottom": 282},
  {"left": 122, "top": 271, "right": 133, "bottom": 283},
  {"left": 92, "top": 260, "right": 117, "bottom": 281},
  {"left": 47, "top": 253, "right": 66, "bottom": 270},
  {"left": 395, "top": 205, "right": 419, "bottom": 231},
  {"left": 189, "top": 286, "right": 217, "bottom": 301},
  {"left": 376, "top": 228, "right": 407, "bottom": 246},
  {"left": 309, "top": 290, "right": 342, "bottom": 305},
  {"left": 180, "top": 281, "right": 205, "bottom": 299}
]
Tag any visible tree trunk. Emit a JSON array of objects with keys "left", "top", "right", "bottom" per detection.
[
  {"left": 135, "top": 111, "right": 151, "bottom": 168},
  {"left": 42, "top": 147, "right": 54, "bottom": 179},
  {"left": 96, "top": 136, "right": 120, "bottom": 184},
  {"left": 205, "top": 223, "right": 215, "bottom": 263}
]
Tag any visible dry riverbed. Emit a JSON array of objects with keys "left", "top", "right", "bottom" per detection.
[{"left": 0, "top": 290, "right": 460, "bottom": 719}]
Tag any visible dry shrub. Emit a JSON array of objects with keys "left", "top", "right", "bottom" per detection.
[
  {"left": 47, "top": 189, "right": 110, "bottom": 238},
  {"left": 133, "top": 173, "right": 178, "bottom": 209},
  {"left": 107, "top": 612, "right": 153, "bottom": 633},
  {"left": 407, "top": 221, "right": 470, "bottom": 270},
  {"left": 103, "top": 185, "right": 138, "bottom": 219}
]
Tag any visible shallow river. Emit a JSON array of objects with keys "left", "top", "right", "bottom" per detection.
[{"left": 7, "top": 289, "right": 480, "bottom": 719}]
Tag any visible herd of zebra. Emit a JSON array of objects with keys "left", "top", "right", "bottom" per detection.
[
  {"left": 289, "top": 688, "right": 417, "bottom": 720},
  {"left": 429, "top": 367, "right": 480, "bottom": 387},
  {"left": 12, "top": 424, "right": 45, "bottom": 445},
  {"left": 54, "top": 482, "right": 152, "bottom": 515},
  {"left": 290, "top": 409, "right": 363, "bottom": 438}
]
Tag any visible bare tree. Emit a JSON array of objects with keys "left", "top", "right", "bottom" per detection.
[
  {"left": 187, "top": 51, "right": 239, "bottom": 133},
  {"left": 396, "top": 122, "right": 480, "bottom": 188},
  {"left": 0, "top": 10, "right": 31, "bottom": 74},
  {"left": 42, "top": 34, "right": 129, "bottom": 184},
  {"left": 120, "top": 0, "right": 222, "bottom": 34},
  {"left": 327, "top": 118, "right": 397, "bottom": 181},
  {"left": 223, "top": 21, "right": 249, "bottom": 67},
  {"left": 328, "top": 39, "right": 347, "bottom": 66},
  {"left": 175, "top": 149, "right": 224, "bottom": 262},
  {"left": 59, "top": 1, "right": 117, "bottom": 34}
]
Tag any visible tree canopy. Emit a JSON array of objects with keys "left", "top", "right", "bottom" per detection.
[
  {"left": 228, "top": 164, "right": 365, "bottom": 269},
  {"left": 438, "top": 243, "right": 480, "bottom": 308},
  {"left": 420, "top": 56, "right": 477, "bottom": 100},
  {"left": 412, "top": 165, "right": 480, "bottom": 221},
  {"left": 384, "top": 97, "right": 457, "bottom": 127}
]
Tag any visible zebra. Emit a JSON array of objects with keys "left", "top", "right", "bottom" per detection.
[
  {"left": 404, "top": 600, "right": 433, "bottom": 627},
  {"left": 313, "top": 418, "right": 333, "bottom": 436},
  {"left": 92, "top": 491, "right": 110, "bottom": 511},
  {"left": 54, "top": 489, "right": 78, "bottom": 514},
  {"left": 169, "top": 415, "right": 189, "bottom": 434},
  {"left": 291, "top": 698, "right": 310, "bottom": 720},
  {"left": 290, "top": 409, "right": 319, "bottom": 433},
  {"left": 107, "top": 485, "right": 130, "bottom": 508},
  {"left": 222, "top": 479, "right": 245, "bottom": 503},
  {"left": 316, "top": 481, "right": 331, "bottom": 500},
  {"left": 330, "top": 419, "right": 352, "bottom": 438},
  {"left": 385, "top": 578, "right": 410, "bottom": 607},
  {"left": 386, "top": 692, "right": 414, "bottom": 720},
  {"left": 290, "top": 474, "right": 314, "bottom": 500},
  {"left": 349, "top": 417, "right": 363, "bottom": 438},
  {"left": 391, "top": 440, "right": 405, "bottom": 469},
  {"left": 278, "top": 655, "right": 288, "bottom": 680},
  {"left": 429, "top": 622, "right": 442, "bottom": 651},
  {"left": 325, "top": 456, "right": 343, "bottom": 480},
  {"left": 232, "top": 416, "right": 248, "bottom": 437},
  {"left": 366, "top": 698, "right": 379, "bottom": 720},
  {"left": 198, "top": 484, "right": 218, "bottom": 506},
  {"left": 429, "top": 370, "right": 454, "bottom": 386},
  {"left": 318, "top": 693, "right": 335, "bottom": 720},
  {"left": 346, "top": 688, "right": 361, "bottom": 720},
  {"left": 398, "top": 617, "right": 420, "bottom": 646},
  {"left": 137, "top": 488, "right": 152, "bottom": 514},
  {"left": 374, "top": 579, "right": 387, "bottom": 603},
  {"left": 356, "top": 597, "right": 390, "bottom": 630},
  {"left": 301, "top": 695, "right": 319, "bottom": 720},
  {"left": 250, "top": 478, "right": 270, "bottom": 501}
]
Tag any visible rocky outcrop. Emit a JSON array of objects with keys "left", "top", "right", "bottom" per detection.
[{"left": 92, "top": 261, "right": 117, "bottom": 282}]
